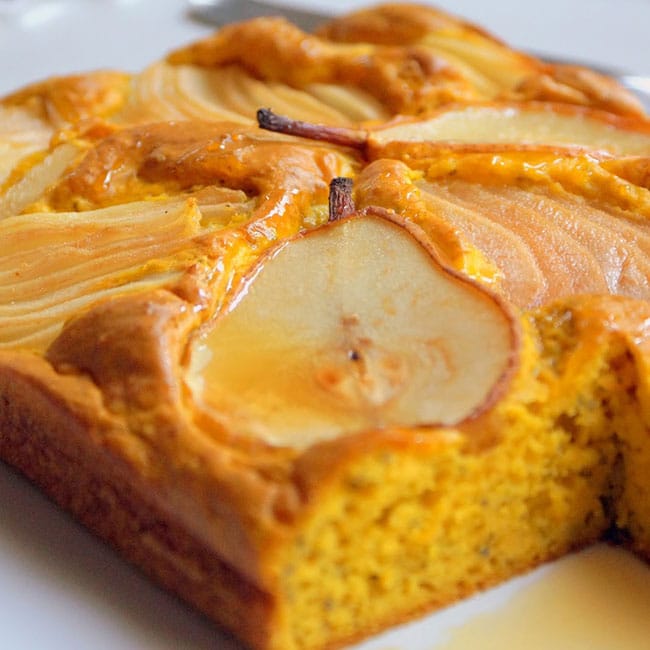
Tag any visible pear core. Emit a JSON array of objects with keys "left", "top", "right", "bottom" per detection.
[{"left": 187, "top": 213, "right": 517, "bottom": 449}]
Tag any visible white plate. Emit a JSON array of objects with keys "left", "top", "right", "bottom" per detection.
[{"left": 2, "top": 2, "right": 650, "bottom": 649}]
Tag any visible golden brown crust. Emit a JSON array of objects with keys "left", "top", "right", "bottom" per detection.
[
  {"left": 318, "top": 4, "right": 645, "bottom": 116},
  {"left": 168, "top": 7, "right": 644, "bottom": 119},
  {"left": 2, "top": 71, "right": 131, "bottom": 125},
  {"left": 168, "top": 17, "right": 480, "bottom": 115},
  {"left": 316, "top": 2, "right": 485, "bottom": 45},
  {"left": 515, "top": 64, "right": 646, "bottom": 117},
  {"left": 0, "top": 351, "right": 278, "bottom": 649},
  {"left": 39, "top": 290, "right": 299, "bottom": 588},
  {"left": 43, "top": 120, "right": 355, "bottom": 209}
]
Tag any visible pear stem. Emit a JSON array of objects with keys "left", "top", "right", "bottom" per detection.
[
  {"left": 256, "top": 108, "right": 366, "bottom": 148},
  {"left": 328, "top": 177, "right": 355, "bottom": 222}
]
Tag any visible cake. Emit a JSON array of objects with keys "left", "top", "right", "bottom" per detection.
[{"left": 2, "top": 4, "right": 650, "bottom": 650}]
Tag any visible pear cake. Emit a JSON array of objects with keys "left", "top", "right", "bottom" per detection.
[{"left": 3, "top": 3, "right": 650, "bottom": 649}]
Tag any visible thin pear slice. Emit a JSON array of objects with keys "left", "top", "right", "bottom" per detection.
[
  {"left": 369, "top": 104, "right": 650, "bottom": 156},
  {"left": 257, "top": 105, "right": 650, "bottom": 157},
  {"left": 187, "top": 209, "right": 519, "bottom": 449}
]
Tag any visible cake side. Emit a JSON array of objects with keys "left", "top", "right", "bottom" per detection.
[{"left": 0, "top": 351, "right": 278, "bottom": 650}]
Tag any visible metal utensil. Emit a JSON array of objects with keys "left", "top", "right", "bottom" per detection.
[
  {"left": 189, "top": 0, "right": 327, "bottom": 32},
  {"left": 188, "top": 0, "right": 650, "bottom": 112}
]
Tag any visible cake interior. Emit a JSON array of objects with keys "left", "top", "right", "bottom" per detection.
[{"left": 261, "top": 299, "right": 650, "bottom": 650}]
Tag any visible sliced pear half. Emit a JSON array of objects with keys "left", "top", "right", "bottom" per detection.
[
  {"left": 369, "top": 104, "right": 650, "bottom": 156},
  {"left": 257, "top": 105, "right": 650, "bottom": 157},
  {"left": 187, "top": 207, "right": 519, "bottom": 449}
]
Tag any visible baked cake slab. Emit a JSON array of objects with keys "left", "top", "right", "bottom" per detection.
[{"left": 2, "top": 2, "right": 650, "bottom": 649}]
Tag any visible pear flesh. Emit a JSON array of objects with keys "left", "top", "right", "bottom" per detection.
[
  {"left": 370, "top": 106, "right": 650, "bottom": 155},
  {"left": 189, "top": 213, "right": 517, "bottom": 449}
]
